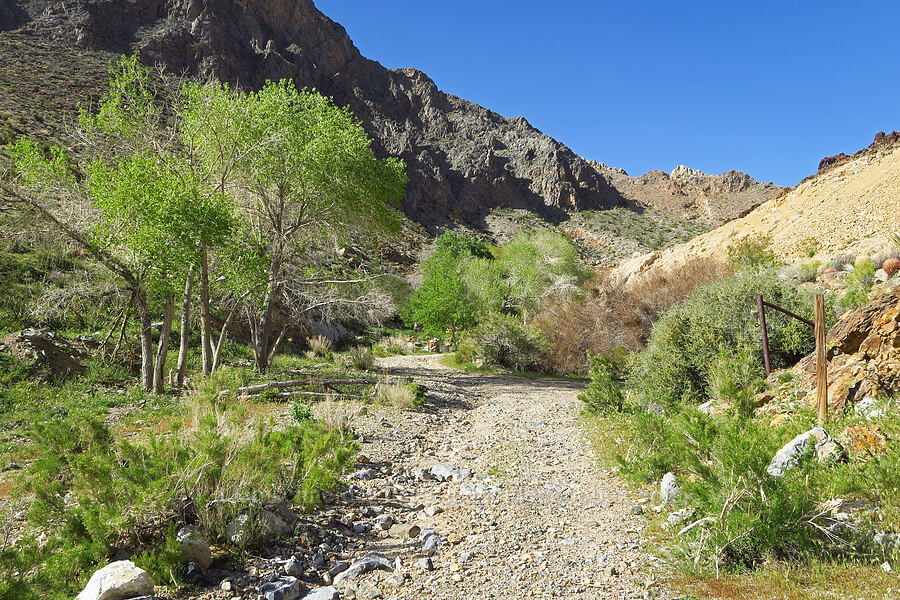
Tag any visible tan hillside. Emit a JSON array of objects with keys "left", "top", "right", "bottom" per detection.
[{"left": 615, "top": 133, "right": 900, "bottom": 282}]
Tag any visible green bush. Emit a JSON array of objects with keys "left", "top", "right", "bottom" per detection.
[
  {"left": 1, "top": 379, "right": 357, "bottom": 599},
  {"left": 629, "top": 270, "right": 817, "bottom": 409},
  {"left": 579, "top": 352, "right": 625, "bottom": 414},
  {"left": 839, "top": 257, "right": 877, "bottom": 310},
  {"left": 456, "top": 312, "right": 547, "bottom": 371},
  {"left": 727, "top": 235, "right": 781, "bottom": 273}
]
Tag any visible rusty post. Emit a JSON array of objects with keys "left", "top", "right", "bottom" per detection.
[
  {"left": 757, "top": 294, "right": 772, "bottom": 376},
  {"left": 815, "top": 293, "right": 828, "bottom": 423}
]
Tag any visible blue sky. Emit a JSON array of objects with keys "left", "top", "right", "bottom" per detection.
[{"left": 314, "top": 0, "right": 899, "bottom": 186}]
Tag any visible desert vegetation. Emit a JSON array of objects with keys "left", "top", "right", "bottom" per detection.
[
  {"left": 580, "top": 236, "right": 900, "bottom": 588},
  {"left": 0, "top": 56, "right": 413, "bottom": 598}
]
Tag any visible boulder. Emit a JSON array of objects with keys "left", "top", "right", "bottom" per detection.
[
  {"left": 429, "top": 465, "right": 471, "bottom": 482},
  {"left": 77, "top": 560, "right": 154, "bottom": 600},
  {"left": 767, "top": 427, "right": 845, "bottom": 477},
  {"left": 176, "top": 525, "right": 211, "bottom": 571},
  {"left": 226, "top": 509, "right": 289, "bottom": 545}
]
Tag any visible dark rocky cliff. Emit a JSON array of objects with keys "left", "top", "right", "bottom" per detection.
[{"left": 2, "top": 0, "right": 626, "bottom": 228}]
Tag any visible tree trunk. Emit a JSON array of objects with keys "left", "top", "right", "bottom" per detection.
[
  {"left": 199, "top": 244, "right": 213, "bottom": 376},
  {"left": 153, "top": 294, "right": 175, "bottom": 394},
  {"left": 175, "top": 265, "right": 195, "bottom": 387},
  {"left": 135, "top": 289, "right": 154, "bottom": 392},
  {"left": 254, "top": 254, "right": 282, "bottom": 374}
]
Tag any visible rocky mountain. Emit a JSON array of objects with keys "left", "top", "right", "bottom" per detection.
[
  {"left": 0, "top": 0, "right": 633, "bottom": 229},
  {"left": 588, "top": 161, "right": 784, "bottom": 226},
  {"left": 614, "top": 132, "right": 900, "bottom": 283}
]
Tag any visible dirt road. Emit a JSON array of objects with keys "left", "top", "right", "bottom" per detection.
[{"left": 333, "top": 354, "right": 671, "bottom": 599}]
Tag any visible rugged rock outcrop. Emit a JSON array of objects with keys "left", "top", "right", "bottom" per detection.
[
  {"left": 588, "top": 160, "right": 784, "bottom": 226},
  {"left": 2, "top": 0, "right": 626, "bottom": 228},
  {"left": 759, "top": 286, "right": 900, "bottom": 418}
]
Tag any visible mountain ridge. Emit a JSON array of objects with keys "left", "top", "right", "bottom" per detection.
[{"left": 0, "top": 0, "right": 778, "bottom": 235}]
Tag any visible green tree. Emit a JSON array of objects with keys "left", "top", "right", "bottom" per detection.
[
  {"left": 402, "top": 232, "right": 491, "bottom": 337},
  {"left": 182, "top": 79, "right": 407, "bottom": 373},
  {"left": 3, "top": 56, "right": 236, "bottom": 392}
]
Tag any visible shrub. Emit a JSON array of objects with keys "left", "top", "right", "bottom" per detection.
[
  {"left": 872, "top": 246, "right": 900, "bottom": 269},
  {"left": 306, "top": 335, "right": 333, "bottom": 357},
  {"left": 831, "top": 252, "right": 856, "bottom": 271},
  {"left": 373, "top": 334, "right": 407, "bottom": 356},
  {"left": 579, "top": 353, "right": 624, "bottom": 414},
  {"left": 347, "top": 345, "right": 374, "bottom": 370},
  {"left": 3, "top": 381, "right": 357, "bottom": 599},
  {"left": 533, "top": 258, "right": 731, "bottom": 374},
  {"left": 629, "top": 270, "right": 817, "bottom": 409},
  {"left": 457, "top": 312, "right": 548, "bottom": 371},
  {"left": 839, "top": 257, "right": 877, "bottom": 310},
  {"left": 726, "top": 235, "right": 781, "bottom": 272},
  {"left": 376, "top": 382, "right": 426, "bottom": 410}
]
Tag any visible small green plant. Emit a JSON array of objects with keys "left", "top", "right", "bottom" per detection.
[
  {"left": 726, "top": 235, "right": 781, "bottom": 272},
  {"left": 133, "top": 525, "right": 183, "bottom": 587},
  {"left": 579, "top": 352, "right": 624, "bottom": 414},
  {"left": 375, "top": 382, "right": 426, "bottom": 410},
  {"left": 839, "top": 257, "right": 877, "bottom": 310}
]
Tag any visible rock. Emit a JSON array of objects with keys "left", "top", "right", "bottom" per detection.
[
  {"left": 352, "top": 523, "right": 367, "bottom": 534},
  {"left": 388, "top": 523, "right": 421, "bottom": 539},
  {"left": 666, "top": 508, "right": 695, "bottom": 529},
  {"left": 328, "top": 561, "right": 350, "bottom": 577},
  {"left": 266, "top": 499, "right": 300, "bottom": 525},
  {"left": 226, "top": 509, "right": 289, "bottom": 544},
  {"left": 176, "top": 525, "right": 212, "bottom": 571},
  {"left": 882, "top": 561, "right": 893, "bottom": 573},
  {"left": 660, "top": 472, "right": 679, "bottom": 506},
  {"left": 875, "top": 269, "right": 889, "bottom": 282},
  {"left": 258, "top": 576, "right": 301, "bottom": 600},
  {"left": 416, "top": 557, "right": 434, "bottom": 571},
  {"left": 854, "top": 396, "right": 886, "bottom": 420},
  {"left": 284, "top": 556, "right": 303, "bottom": 577},
  {"left": 77, "top": 560, "right": 154, "bottom": 600},
  {"left": 372, "top": 514, "right": 394, "bottom": 530},
  {"left": 630, "top": 505, "right": 644, "bottom": 516},
  {"left": 332, "top": 552, "right": 392, "bottom": 584},
  {"left": 301, "top": 587, "right": 340, "bottom": 600},
  {"left": 697, "top": 400, "right": 714, "bottom": 415},
  {"left": 421, "top": 529, "right": 442, "bottom": 554},
  {"left": 645, "top": 401, "right": 665, "bottom": 416},
  {"left": 767, "top": 427, "right": 845, "bottom": 477},
  {"left": 429, "top": 465, "right": 471, "bottom": 482},
  {"left": 356, "top": 583, "right": 382, "bottom": 599},
  {"left": 423, "top": 505, "right": 443, "bottom": 517},
  {"left": 350, "top": 468, "right": 376, "bottom": 480},
  {"left": 458, "top": 550, "right": 475, "bottom": 564},
  {"left": 839, "top": 424, "right": 888, "bottom": 460}
]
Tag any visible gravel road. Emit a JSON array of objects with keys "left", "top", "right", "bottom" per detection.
[{"left": 335, "top": 353, "right": 673, "bottom": 600}]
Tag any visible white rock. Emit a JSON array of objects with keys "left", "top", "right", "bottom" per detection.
[
  {"left": 767, "top": 427, "right": 844, "bottom": 477},
  {"left": 77, "top": 560, "right": 154, "bottom": 600},
  {"left": 660, "top": 472, "right": 679, "bottom": 506},
  {"left": 301, "top": 586, "right": 341, "bottom": 600}
]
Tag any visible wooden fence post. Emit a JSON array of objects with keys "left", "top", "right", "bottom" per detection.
[
  {"left": 757, "top": 295, "right": 772, "bottom": 376},
  {"left": 815, "top": 294, "right": 828, "bottom": 423}
]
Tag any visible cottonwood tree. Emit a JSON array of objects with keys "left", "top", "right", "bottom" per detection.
[
  {"left": 182, "top": 80, "right": 408, "bottom": 373},
  {"left": 3, "top": 56, "right": 235, "bottom": 392}
]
